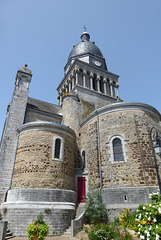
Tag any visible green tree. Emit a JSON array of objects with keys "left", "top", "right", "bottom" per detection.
[{"left": 85, "top": 190, "right": 107, "bottom": 224}]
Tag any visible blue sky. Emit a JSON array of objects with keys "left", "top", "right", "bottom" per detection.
[{"left": 0, "top": 0, "right": 161, "bottom": 135}]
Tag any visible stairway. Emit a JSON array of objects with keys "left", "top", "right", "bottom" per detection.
[
  {"left": 62, "top": 203, "right": 86, "bottom": 236},
  {"left": 63, "top": 225, "right": 71, "bottom": 236},
  {"left": 5, "top": 229, "right": 14, "bottom": 240},
  {"left": 75, "top": 203, "right": 86, "bottom": 219}
]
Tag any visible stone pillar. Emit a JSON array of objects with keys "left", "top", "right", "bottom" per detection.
[
  {"left": 59, "top": 91, "right": 63, "bottom": 105},
  {"left": 83, "top": 70, "right": 87, "bottom": 87},
  {"left": 68, "top": 79, "right": 72, "bottom": 92},
  {"left": 61, "top": 86, "right": 65, "bottom": 100},
  {"left": 65, "top": 82, "right": 68, "bottom": 93},
  {"left": 75, "top": 67, "right": 79, "bottom": 85},
  {"left": 90, "top": 73, "right": 94, "bottom": 90},
  {"left": 109, "top": 80, "right": 114, "bottom": 97},
  {"left": 57, "top": 93, "right": 60, "bottom": 105},
  {"left": 103, "top": 77, "right": 107, "bottom": 94},
  {"left": 115, "top": 83, "right": 120, "bottom": 98},
  {"left": 96, "top": 75, "right": 101, "bottom": 92},
  {"left": 71, "top": 73, "right": 74, "bottom": 89}
]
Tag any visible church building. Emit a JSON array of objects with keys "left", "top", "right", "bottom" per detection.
[{"left": 0, "top": 29, "right": 161, "bottom": 236}]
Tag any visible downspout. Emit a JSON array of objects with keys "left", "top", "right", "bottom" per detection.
[
  {"left": 5, "top": 131, "right": 20, "bottom": 202},
  {"left": 96, "top": 111, "right": 102, "bottom": 196}
]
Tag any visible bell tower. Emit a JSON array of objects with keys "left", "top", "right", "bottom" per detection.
[{"left": 57, "top": 30, "right": 121, "bottom": 109}]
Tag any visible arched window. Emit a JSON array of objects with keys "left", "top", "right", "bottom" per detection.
[
  {"left": 81, "top": 150, "right": 86, "bottom": 170},
  {"left": 52, "top": 136, "right": 64, "bottom": 161},
  {"left": 113, "top": 138, "right": 124, "bottom": 161},
  {"left": 54, "top": 138, "right": 61, "bottom": 158},
  {"left": 109, "top": 135, "right": 127, "bottom": 163}
]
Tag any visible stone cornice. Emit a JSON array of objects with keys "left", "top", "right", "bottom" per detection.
[
  {"left": 17, "top": 121, "right": 75, "bottom": 140},
  {"left": 72, "top": 84, "right": 117, "bottom": 101},
  {"left": 62, "top": 94, "right": 79, "bottom": 102},
  {"left": 65, "top": 52, "right": 105, "bottom": 70},
  {"left": 80, "top": 102, "right": 161, "bottom": 127}
]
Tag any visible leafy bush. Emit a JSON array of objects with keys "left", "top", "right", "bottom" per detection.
[
  {"left": 0, "top": 212, "right": 2, "bottom": 220},
  {"left": 118, "top": 208, "right": 137, "bottom": 231},
  {"left": 88, "top": 223, "right": 133, "bottom": 240},
  {"left": 36, "top": 213, "right": 44, "bottom": 224},
  {"left": 85, "top": 190, "right": 107, "bottom": 224},
  {"left": 27, "top": 213, "right": 49, "bottom": 240},
  {"left": 134, "top": 190, "right": 161, "bottom": 240}
]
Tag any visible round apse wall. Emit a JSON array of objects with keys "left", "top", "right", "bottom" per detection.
[{"left": 11, "top": 121, "right": 76, "bottom": 190}]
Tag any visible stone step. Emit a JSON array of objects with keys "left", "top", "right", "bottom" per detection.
[
  {"left": 65, "top": 228, "right": 71, "bottom": 231},
  {"left": 5, "top": 229, "right": 14, "bottom": 240},
  {"left": 63, "top": 226, "right": 71, "bottom": 236},
  {"left": 6, "top": 233, "right": 13, "bottom": 237},
  {"left": 75, "top": 203, "right": 86, "bottom": 219},
  {"left": 63, "top": 231, "right": 71, "bottom": 235},
  {"left": 62, "top": 203, "right": 86, "bottom": 237},
  {"left": 5, "top": 236, "right": 14, "bottom": 240}
]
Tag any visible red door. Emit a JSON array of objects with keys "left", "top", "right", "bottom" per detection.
[{"left": 77, "top": 177, "right": 86, "bottom": 203}]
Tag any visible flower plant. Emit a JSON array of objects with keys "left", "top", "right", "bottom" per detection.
[
  {"left": 118, "top": 208, "right": 137, "bottom": 231},
  {"left": 88, "top": 222, "right": 133, "bottom": 240},
  {"left": 134, "top": 190, "right": 161, "bottom": 240},
  {"left": 27, "top": 213, "right": 49, "bottom": 240}
]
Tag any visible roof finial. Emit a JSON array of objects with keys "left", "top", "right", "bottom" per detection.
[
  {"left": 83, "top": 24, "right": 87, "bottom": 32},
  {"left": 81, "top": 25, "right": 90, "bottom": 41}
]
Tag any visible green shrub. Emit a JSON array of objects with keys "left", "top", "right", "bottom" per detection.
[
  {"left": 36, "top": 213, "right": 44, "bottom": 224},
  {"left": 85, "top": 190, "right": 107, "bottom": 224},
  {"left": 27, "top": 213, "right": 49, "bottom": 240},
  {"left": 0, "top": 212, "right": 2, "bottom": 220}
]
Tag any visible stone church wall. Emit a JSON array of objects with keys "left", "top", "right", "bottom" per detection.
[
  {"left": 0, "top": 122, "right": 77, "bottom": 236},
  {"left": 79, "top": 105, "right": 161, "bottom": 209},
  {"left": 99, "top": 109, "right": 159, "bottom": 188},
  {"left": 79, "top": 119, "right": 100, "bottom": 188},
  {"left": 11, "top": 122, "right": 76, "bottom": 190},
  {"left": 81, "top": 108, "right": 161, "bottom": 188}
]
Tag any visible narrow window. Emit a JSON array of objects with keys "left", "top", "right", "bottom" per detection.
[
  {"left": 81, "top": 150, "right": 86, "bottom": 170},
  {"left": 113, "top": 138, "right": 124, "bottom": 161},
  {"left": 52, "top": 136, "right": 64, "bottom": 161},
  {"left": 93, "top": 77, "right": 97, "bottom": 91},
  {"left": 100, "top": 78, "right": 103, "bottom": 93},
  {"left": 54, "top": 138, "right": 61, "bottom": 158}
]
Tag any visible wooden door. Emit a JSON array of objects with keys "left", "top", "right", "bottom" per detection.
[{"left": 77, "top": 177, "right": 86, "bottom": 203}]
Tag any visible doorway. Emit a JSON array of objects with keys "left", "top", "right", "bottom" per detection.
[{"left": 77, "top": 177, "right": 86, "bottom": 203}]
